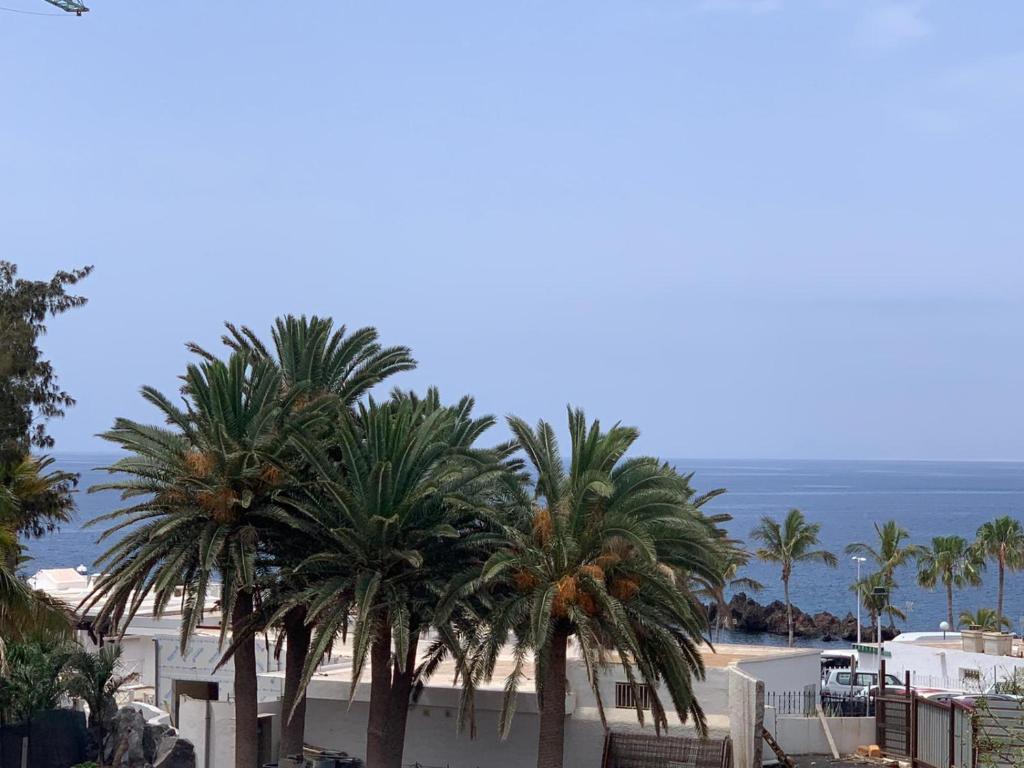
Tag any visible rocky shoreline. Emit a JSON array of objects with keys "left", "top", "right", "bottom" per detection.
[{"left": 707, "top": 592, "right": 900, "bottom": 642}]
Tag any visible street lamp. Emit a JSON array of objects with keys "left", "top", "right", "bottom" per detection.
[
  {"left": 852, "top": 556, "right": 867, "bottom": 644},
  {"left": 940, "top": 620, "right": 950, "bottom": 641}
]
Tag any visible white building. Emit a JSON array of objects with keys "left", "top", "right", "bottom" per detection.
[{"left": 32, "top": 567, "right": 820, "bottom": 768}]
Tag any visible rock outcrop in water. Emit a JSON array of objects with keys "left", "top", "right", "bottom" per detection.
[{"left": 708, "top": 592, "right": 900, "bottom": 642}]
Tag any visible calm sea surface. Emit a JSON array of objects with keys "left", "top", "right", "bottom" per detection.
[{"left": 27, "top": 454, "right": 1024, "bottom": 648}]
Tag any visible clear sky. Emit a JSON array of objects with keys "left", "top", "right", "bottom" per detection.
[{"left": 3, "top": 1, "right": 1023, "bottom": 460}]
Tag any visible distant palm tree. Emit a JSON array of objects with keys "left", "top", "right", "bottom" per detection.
[
  {"left": 959, "top": 608, "right": 1011, "bottom": 632},
  {"left": 845, "top": 520, "right": 924, "bottom": 631},
  {"left": 477, "top": 409, "right": 723, "bottom": 768},
  {"left": 974, "top": 516, "right": 1024, "bottom": 625},
  {"left": 691, "top": 549, "right": 764, "bottom": 641},
  {"left": 850, "top": 571, "right": 905, "bottom": 640},
  {"left": 751, "top": 509, "right": 837, "bottom": 647},
  {"left": 0, "top": 556, "right": 72, "bottom": 669},
  {"left": 0, "top": 454, "right": 76, "bottom": 569},
  {"left": 917, "top": 535, "right": 985, "bottom": 627},
  {"left": 66, "top": 644, "right": 139, "bottom": 752}
]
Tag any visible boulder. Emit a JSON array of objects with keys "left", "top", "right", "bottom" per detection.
[
  {"left": 712, "top": 593, "right": 897, "bottom": 641},
  {"left": 104, "top": 706, "right": 147, "bottom": 768},
  {"left": 144, "top": 722, "right": 172, "bottom": 763},
  {"left": 154, "top": 733, "right": 196, "bottom": 768}
]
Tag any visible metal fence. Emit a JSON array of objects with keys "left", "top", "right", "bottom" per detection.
[
  {"left": 764, "top": 690, "right": 869, "bottom": 717},
  {"left": 915, "top": 697, "right": 950, "bottom": 768}
]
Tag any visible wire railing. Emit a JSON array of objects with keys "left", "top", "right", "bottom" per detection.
[{"left": 765, "top": 690, "right": 871, "bottom": 717}]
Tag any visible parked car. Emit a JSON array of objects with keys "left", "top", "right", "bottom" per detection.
[{"left": 821, "top": 669, "right": 902, "bottom": 697}]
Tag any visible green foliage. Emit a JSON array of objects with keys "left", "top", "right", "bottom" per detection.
[
  {"left": 285, "top": 388, "right": 511, "bottom": 710},
  {"left": 473, "top": 408, "right": 724, "bottom": 737},
  {"left": 845, "top": 520, "right": 923, "bottom": 629},
  {"left": 0, "top": 640, "right": 72, "bottom": 724},
  {"left": 958, "top": 608, "right": 1011, "bottom": 631},
  {"left": 83, "top": 350, "right": 327, "bottom": 650},
  {"left": 0, "top": 261, "right": 92, "bottom": 459},
  {"left": 917, "top": 535, "right": 985, "bottom": 590},
  {"left": 66, "top": 644, "right": 138, "bottom": 729}
]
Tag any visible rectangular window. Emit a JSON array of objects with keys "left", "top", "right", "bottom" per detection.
[
  {"left": 615, "top": 682, "right": 653, "bottom": 710},
  {"left": 960, "top": 669, "right": 981, "bottom": 683},
  {"left": 836, "top": 672, "right": 851, "bottom": 685}
]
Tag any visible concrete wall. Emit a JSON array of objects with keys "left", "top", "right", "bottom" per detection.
[
  {"left": 735, "top": 651, "right": 821, "bottom": 696},
  {"left": 728, "top": 667, "right": 763, "bottom": 768},
  {"left": 179, "top": 697, "right": 236, "bottom": 768},
  {"left": 304, "top": 698, "right": 541, "bottom": 768},
  {"left": 766, "top": 711, "right": 874, "bottom": 756}
]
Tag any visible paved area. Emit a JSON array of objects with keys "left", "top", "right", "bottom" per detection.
[{"left": 790, "top": 757, "right": 876, "bottom": 768}]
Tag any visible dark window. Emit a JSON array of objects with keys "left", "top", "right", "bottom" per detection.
[{"left": 615, "top": 682, "right": 653, "bottom": 710}]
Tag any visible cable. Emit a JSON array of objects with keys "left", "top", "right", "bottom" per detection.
[{"left": 0, "top": 4, "right": 67, "bottom": 15}]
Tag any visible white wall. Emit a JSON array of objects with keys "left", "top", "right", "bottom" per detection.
[
  {"left": 179, "top": 697, "right": 236, "bottom": 768},
  {"left": 735, "top": 651, "right": 821, "bottom": 696},
  {"left": 885, "top": 641, "right": 1024, "bottom": 691},
  {"left": 303, "top": 698, "right": 542, "bottom": 768},
  {"left": 728, "top": 667, "right": 763, "bottom": 768},
  {"left": 767, "top": 712, "right": 874, "bottom": 756},
  {"left": 155, "top": 635, "right": 284, "bottom": 712}
]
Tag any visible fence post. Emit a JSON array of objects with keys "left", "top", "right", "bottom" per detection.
[{"left": 948, "top": 704, "right": 955, "bottom": 768}]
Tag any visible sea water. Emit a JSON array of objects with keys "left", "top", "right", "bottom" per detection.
[{"left": 29, "top": 454, "right": 1024, "bottom": 648}]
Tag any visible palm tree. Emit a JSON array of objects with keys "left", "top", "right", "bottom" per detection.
[
  {"left": 0, "top": 454, "right": 76, "bottom": 569},
  {"left": 959, "top": 608, "right": 1011, "bottom": 632},
  {"left": 66, "top": 644, "right": 139, "bottom": 753},
  {"left": 83, "top": 351, "right": 324, "bottom": 768},
  {"left": 0, "top": 556, "right": 72, "bottom": 669},
  {"left": 917, "top": 535, "right": 985, "bottom": 627},
  {"left": 850, "top": 571, "right": 905, "bottom": 641},
  {"left": 690, "top": 549, "right": 763, "bottom": 641},
  {"left": 974, "top": 516, "right": 1024, "bottom": 625},
  {"left": 285, "top": 389, "right": 509, "bottom": 768},
  {"left": 197, "top": 315, "right": 415, "bottom": 763},
  {"left": 476, "top": 409, "right": 722, "bottom": 768},
  {"left": 751, "top": 509, "right": 837, "bottom": 647},
  {"left": 845, "top": 520, "right": 924, "bottom": 630},
  {"left": 0, "top": 639, "right": 72, "bottom": 725}
]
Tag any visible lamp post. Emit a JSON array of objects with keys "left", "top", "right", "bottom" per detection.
[
  {"left": 940, "top": 620, "right": 950, "bottom": 641},
  {"left": 872, "top": 585, "right": 889, "bottom": 647},
  {"left": 853, "top": 556, "right": 867, "bottom": 644}
]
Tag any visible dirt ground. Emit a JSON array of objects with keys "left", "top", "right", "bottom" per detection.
[{"left": 789, "top": 757, "right": 882, "bottom": 768}]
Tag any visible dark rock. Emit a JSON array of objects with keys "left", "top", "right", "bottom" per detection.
[
  {"left": 711, "top": 593, "right": 897, "bottom": 641},
  {"left": 154, "top": 733, "right": 196, "bottom": 768},
  {"left": 104, "top": 706, "right": 147, "bottom": 768},
  {"left": 144, "top": 722, "right": 172, "bottom": 763}
]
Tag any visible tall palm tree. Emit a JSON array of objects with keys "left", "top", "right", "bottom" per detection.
[
  {"left": 475, "top": 409, "right": 722, "bottom": 768},
  {"left": 196, "top": 315, "right": 415, "bottom": 763},
  {"left": 66, "top": 644, "right": 139, "bottom": 753},
  {"left": 917, "top": 535, "right": 985, "bottom": 627},
  {"left": 284, "top": 389, "right": 509, "bottom": 768},
  {"left": 751, "top": 509, "right": 837, "bottom": 647},
  {"left": 83, "top": 351, "right": 324, "bottom": 768},
  {"left": 974, "top": 516, "right": 1024, "bottom": 625},
  {"left": 850, "top": 571, "right": 905, "bottom": 641},
  {"left": 959, "top": 608, "right": 1011, "bottom": 632},
  {"left": 845, "top": 520, "right": 924, "bottom": 631}
]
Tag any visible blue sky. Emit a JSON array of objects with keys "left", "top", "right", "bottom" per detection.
[{"left": 4, "top": 1, "right": 1023, "bottom": 460}]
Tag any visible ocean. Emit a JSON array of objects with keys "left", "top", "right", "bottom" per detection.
[{"left": 26, "top": 454, "right": 1024, "bottom": 648}]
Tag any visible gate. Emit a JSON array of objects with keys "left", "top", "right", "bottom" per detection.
[
  {"left": 913, "top": 697, "right": 950, "bottom": 768},
  {"left": 876, "top": 693, "right": 912, "bottom": 757}
]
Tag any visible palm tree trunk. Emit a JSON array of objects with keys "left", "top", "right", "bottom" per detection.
[
  {"left": 946, "top": 582, "right": 954, "bottom": 628},
  {"left": 279, "top": 606, "right": 311, "bottom": 764},
  {"left": 232, "top": 589, "right": 259, "bottom": 768},
  {"left": 537, "top": 626, "right": 569, "bottom": 768},
  {"left": 784, "top": 577, "right": 793, "bottom": 648},
  {"left": 998, "top": 556, "right": 1006, "bottom": 622},
  {"left": 364, "top": 622, "right": 419, "bottom": 768}
]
